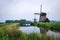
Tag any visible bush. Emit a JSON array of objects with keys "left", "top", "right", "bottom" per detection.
[{"left": 37, "top": 22, "right": 60, "bottom": 32}]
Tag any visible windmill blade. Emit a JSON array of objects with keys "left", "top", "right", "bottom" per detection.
[
  {"left": 34, "top": 13, "right": 40, "bottom": 15},
  {"left": 39, "top": 4, "right": 42, "bottom": 22}
]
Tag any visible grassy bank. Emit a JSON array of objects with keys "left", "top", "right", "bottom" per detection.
[
  {"left": 0, "top": 23, "right": 60, "bottom": 40},
  {"left": 0, "top": 30, "right": 57, "bottom": 40},
  {"left": 33, "top": 22, "right": 60, "bottom": 32}
]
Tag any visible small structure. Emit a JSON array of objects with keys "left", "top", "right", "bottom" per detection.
[{"left": 34, "top": 18, "right": 37, "bottom": 22}]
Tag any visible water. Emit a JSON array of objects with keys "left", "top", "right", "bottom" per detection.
[
  {"left": 19, "top": 26, "right": 40, "bottom": 34},
  {"left": 47, "top": 30, "right": 60, "bottom": 38},
  {"left": 19, "top": 26, "right": 60, "bottom": 37}
]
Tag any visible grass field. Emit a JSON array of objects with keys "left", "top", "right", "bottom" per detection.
[{"left": 0, "top": 22, "right": 60, "bottom": 40}]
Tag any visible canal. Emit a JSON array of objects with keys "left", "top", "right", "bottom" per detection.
[{"left": 19, "top": 26, "right": 60, "bottom": 38}]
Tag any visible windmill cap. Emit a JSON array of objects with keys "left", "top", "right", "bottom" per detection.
[{"left": 40, "top": 12, "right": 47, "bottom": 16}]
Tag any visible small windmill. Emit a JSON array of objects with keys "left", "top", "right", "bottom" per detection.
[{"left": 34, "top": 4, "right": 42, "bottom": 22}]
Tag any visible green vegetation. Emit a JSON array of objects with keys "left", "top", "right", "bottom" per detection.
[
  {"left": 0, "top": 29, "right": 57, "bottom": 40},
  {"left": 0, "top": 22, "right": 60, "bottom": 40},
  {"left": 32, "top": 22, "right": 60, "bottom": 32},
  {"left": 5, "top": 19, "right": 32, "bottom": 26}
]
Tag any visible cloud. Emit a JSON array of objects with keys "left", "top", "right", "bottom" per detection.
[{"left": 0, "top": 0, "right": 60, "bottom": 22}]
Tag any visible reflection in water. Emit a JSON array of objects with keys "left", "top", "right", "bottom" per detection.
[
  {"left": 47, "top": 30, "right": 60, "bottom": 38},
  {"left": 19, "top": 26, "right": 60, "bottom": 38},
  {"left": 19, "top": 26, "right": 40, "bottom": 34}
]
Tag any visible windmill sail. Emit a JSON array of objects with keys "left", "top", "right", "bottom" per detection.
[{"left": 39, "top": 4, "right": 42, "bottom": 22}]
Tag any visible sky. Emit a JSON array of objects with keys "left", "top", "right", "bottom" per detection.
[{"left": 0, "top": 0, "right": 60, "bottom": 22}]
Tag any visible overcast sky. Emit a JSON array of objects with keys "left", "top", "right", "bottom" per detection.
[{"left": 0, "top": 0, "right": 60, "bottom": 22}]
